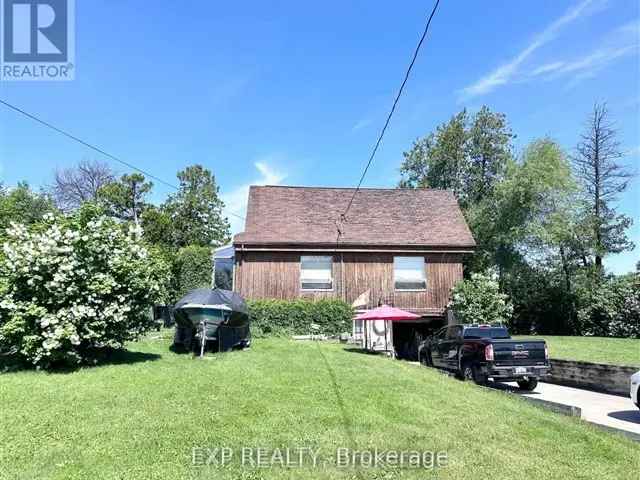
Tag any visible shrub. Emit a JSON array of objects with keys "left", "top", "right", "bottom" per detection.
[
  {"left": 0, "top": 210, "right": 170, "bottom": 368},
  {"left": 450, "top": 272, "right": 513, "bottom": 325},
  {"left": 247, "top": 299, "right": 354, "bottom": 337},
  {"left": 576, "top": 273, "right": 640, "bottom": 338}
]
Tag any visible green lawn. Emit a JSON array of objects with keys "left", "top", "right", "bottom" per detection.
[
  {"left": 1, "top": 334, "right": 638, "bottom": 480},
  {"left": 514, "top": 335, "right": 640, "bottom": 367}
]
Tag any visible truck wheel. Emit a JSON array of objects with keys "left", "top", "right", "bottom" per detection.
[
  {"left": 517, "top": 378, "right": 538, "bottom": 391},
  {"left": 461, "top": 364, "right": 487, "bottom": 385},
  {"left": 473, "top": 367, "right": 488, "bottom": 386}
]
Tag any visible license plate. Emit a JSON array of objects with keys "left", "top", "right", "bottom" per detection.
[{"left": 515, "top": 367, "right": 527, "bottom": 374}]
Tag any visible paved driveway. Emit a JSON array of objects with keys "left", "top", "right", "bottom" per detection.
[{"left": 498, "top": 381, "right": 640, "bottom": 436}]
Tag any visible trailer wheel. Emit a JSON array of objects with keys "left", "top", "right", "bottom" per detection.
[{"left": 419, "top": 352, "right": 426, "bottom": 365}]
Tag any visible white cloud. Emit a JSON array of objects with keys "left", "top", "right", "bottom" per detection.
[
  {"left": 564, "top": 45, "right": 636, "bottom": 87},
  {"left": 222, "top": 158, "right": 287, "bottom": 234},
  {"left": 530, "top": 61, "right": 567, "bottom": 76},
  {"left": 530, "top": 20, "right": 638, "bottom": 87},
  {"left": 458, "top": 0, "right": 604, "bottom": 100}
]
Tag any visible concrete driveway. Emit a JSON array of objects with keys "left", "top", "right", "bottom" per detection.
[{"left": 497, "top": 381, "right": 640, "bottom": 436}]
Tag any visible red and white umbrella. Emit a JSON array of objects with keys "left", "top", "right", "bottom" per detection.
[
  {"left": 356, "top": 305, "right": 420, "bottom": 354},
  {"left": 356, "top": 305, "right": 420, "bottom": 321}
]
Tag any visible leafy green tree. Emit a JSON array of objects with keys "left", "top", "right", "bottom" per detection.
[
  {"left": 399, "top": 111, "right": 468, "bottom": 200},
  {"left": 98, "top": 173, "right": 153, "bottom": 225},
  {"left": 504, "top": 262, "right": 577, "bottom": 335},
  {"left": 163, "top": 165, "right": 230, "bottom": 248},
  {"left": 399, "top": 106, "right": 514, "bottom": 208},
  {"left": 465, "top": 139, "right": 575, "bottom": 276},
  {"left": 466, "top": 106, "right": 514, "bottom": 204},
  {"left": 140, "top": 205, "right": 174, "bottom": 249},
  {"left": 0, "top": 182, "right": 56, "bottom": 237}
]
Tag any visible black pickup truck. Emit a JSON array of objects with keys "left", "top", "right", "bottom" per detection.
[{"left": 418, "top": 324, "right": 550, "bottom": 391}]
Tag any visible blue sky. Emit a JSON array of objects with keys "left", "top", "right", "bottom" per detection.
[{"left": 0, "top": 0, "right": 638, "bottom": 273}]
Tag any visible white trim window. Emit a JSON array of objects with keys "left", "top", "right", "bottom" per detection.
[
  {"left": 300, "top": 256, "right": 333, "bottom": 291},
  {"left": 394, "top": 256, "right": 426, "bottom": 291}
]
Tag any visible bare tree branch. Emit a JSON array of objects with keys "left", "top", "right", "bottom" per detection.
[{"left": 49, "top": 160, "right": 115, "bottom": 211}]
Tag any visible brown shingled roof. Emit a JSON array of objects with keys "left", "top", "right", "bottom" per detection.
[{"left": 233, "top": 186, "right": 476, "bottom": 249}]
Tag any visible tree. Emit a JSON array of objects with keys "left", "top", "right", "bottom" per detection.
[
  {"left": 466, "top": 106, "right": 514, "bottom": 204},
  {"left": 398, "top": 106, "right": 514, "bottom": 209},
  {"left": 399, "top": 111, "right": 468, "bottom": 200},
  {"left": 163, "top": 165, "right": 230, "bottom": 248},
  {"left": 572, "top": 103, "right": 634, "bottom": 269},
  {"left": 468, "top": 139, "right": 576, "bottom": 278},
  {"left": 50, "top": 160, "right": 115, "bottom": 211},
  {"left": 140, "top": 206, "right": 174, "bottom": 249},
  {"left": 0, "top": 182, "right": 56, "bottom": 236},
  {"left": 98, "top": 173, "right": 153, "bottom": 225}
]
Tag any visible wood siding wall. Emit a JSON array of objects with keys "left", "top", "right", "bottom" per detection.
[{"left": 234, "top": 251, "right": 463, "bottom": 315}]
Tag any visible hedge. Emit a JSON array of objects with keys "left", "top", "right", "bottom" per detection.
[{"left": 247, "top": 299, "right": 354, "bottom": 337}]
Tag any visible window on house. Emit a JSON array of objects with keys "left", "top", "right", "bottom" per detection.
[
  {"left": 394, "top": 256, "right": 426, "bottom": 291},
  {"left": 300, "top": 256, "right": 333, "bottom": 290}
]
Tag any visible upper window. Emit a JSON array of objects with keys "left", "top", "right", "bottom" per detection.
[
  {"left": 394, "top": 256, "right": 426, "bottom": 291},
  {"left": 300, "top": 256, "right": 333, "bottom": 290}
]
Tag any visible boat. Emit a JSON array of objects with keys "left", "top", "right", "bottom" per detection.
[{"left": 172, "top": 288, "right": 250, "bottom": 354}]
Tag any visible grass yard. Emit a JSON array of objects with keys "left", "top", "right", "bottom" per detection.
[
  {"left": 1, "top": 333, "right": 638, "bottom": 480},
  {"left": 514, "top": 335, "right": 640, "bottom": 367}
]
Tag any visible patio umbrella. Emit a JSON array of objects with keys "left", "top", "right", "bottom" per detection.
[
  {"left": 355, "top": 305, "right": 420, "bottom": 321},
  {"left": 356, "top": 305, "right": 420, "bottom": 354}
]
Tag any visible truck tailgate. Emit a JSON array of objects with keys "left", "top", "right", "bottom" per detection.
[{"left": 492, "top": 340, "right": 547, "bottom": 366}]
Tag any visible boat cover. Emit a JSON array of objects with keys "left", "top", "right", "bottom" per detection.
[{"left": 174, "top": 288, "right": 247, "bottom": 315}]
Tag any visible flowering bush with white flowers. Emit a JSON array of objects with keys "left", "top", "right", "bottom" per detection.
[
  {"left": 0, "top": 210, "right": 170, "bottom": 368},
  {"left": 449, "top": 272, "right": 513, "bottom": 326}
]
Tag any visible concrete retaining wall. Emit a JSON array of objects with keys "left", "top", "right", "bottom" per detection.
[{"left": 543, "top": 359, "right": 638, "bottom": 396}]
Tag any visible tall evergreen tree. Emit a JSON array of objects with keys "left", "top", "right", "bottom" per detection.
[
  {"left": 98, "top": 173, "right": 153, "bottom": 225},
  {"left": 163, "top": 165, "right": 230, "bottom": 249},
  {"left": 572, "top": 103, "right": 634, "bottom": 269}
]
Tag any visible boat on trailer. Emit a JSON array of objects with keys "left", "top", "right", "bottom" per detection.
[{"left": 172, "top": 288, "right": 250, "bottom": 355}]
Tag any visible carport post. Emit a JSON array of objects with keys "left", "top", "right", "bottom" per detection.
[{"left": 384, "top": 320, "right": 388, "bottom": 353}]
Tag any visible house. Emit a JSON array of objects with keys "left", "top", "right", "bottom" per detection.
[{"left": 231, "top": 185, "right": 476, "bottom": 357}]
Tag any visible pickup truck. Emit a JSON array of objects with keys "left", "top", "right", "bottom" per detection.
[{"left": 418, "top": 324, "right": 550, "bottom": 391}]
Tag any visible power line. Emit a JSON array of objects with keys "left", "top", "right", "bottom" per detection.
[
  {"left": 0, "top": 98, "right": 258, "bottom": 226},
  {"left": 0, "top": 98, "right": 302, "bottom": 243},
  {"left": 0, "top": 98, "right": 180, "bottom": 191},
  {"left": 339, "top": 0, "right": 441, "bottom": 226}
]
